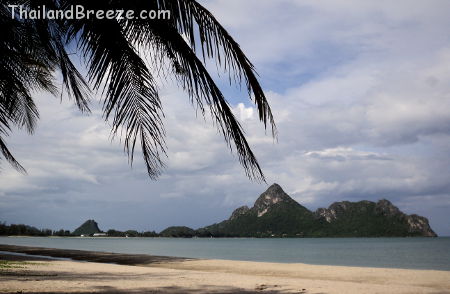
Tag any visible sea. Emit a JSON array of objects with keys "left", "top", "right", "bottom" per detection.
[{"left": 1, "top": 236, "right": 449, "bottom": 271}]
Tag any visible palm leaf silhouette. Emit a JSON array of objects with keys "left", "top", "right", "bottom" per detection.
[{"left": 0, "top": 0, "right": 276, "bottom": 181}]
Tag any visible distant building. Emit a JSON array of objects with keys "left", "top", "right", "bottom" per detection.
[{"left": 93, "top": 233, "right": 107, "bottom": 237}]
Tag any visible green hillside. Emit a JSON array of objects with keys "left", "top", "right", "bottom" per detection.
[
  {"left": 198, "top": 184, "right": 437, "bottom": 238},
  {"left": 160, "top": 226, "right": 196, "bottom": 238}
]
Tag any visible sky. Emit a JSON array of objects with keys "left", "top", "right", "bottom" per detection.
[{"left": 1, "top": 0, "right": 450, "bottom": 236}]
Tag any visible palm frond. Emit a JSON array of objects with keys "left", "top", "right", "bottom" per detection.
[
  {"left": 0, "top": 1, "right": 90, "bottom": 171},
  {"left": 125, "top": 19, "right": 265, "bottom": 181},
  {"left": 0, "top": 106, "right": 26, "bottom": 173},
  {"left": 0, "top": 0, "right": 275, "bottom": 181},
  {"left": 66, "top": 6, "right": 166, "bottom": 178},
  {"left": 158, "top": 0, "right": 276, "bottom": 136}
]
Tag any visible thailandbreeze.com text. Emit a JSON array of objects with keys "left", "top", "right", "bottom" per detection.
[{"left": 8, "top": 5, "right": 171, "bottom": 20}]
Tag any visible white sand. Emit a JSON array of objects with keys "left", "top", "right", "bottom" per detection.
[{"left": 1, "top": 255, "right": 450, "bottom": 293}]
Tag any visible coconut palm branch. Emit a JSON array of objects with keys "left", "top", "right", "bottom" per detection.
[
  {"left": 1, "top": 0, "right": 276, "bottom": 181},
  {"left": 0, "top": 3, "right": 53, "bottom": 172}
]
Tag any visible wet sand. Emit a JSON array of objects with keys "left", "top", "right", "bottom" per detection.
[{"left": 0, "top": 244, "right": 449, "bottom": 294}]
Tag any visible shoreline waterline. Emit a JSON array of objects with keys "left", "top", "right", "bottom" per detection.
[{"left": 1, "top": 236, "right": 449, "bottom": 271}]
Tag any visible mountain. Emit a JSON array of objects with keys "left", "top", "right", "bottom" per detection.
[
  {"left": 72, "top": 220, "right": 102, "bottom": 236},
  {"left": 199, "top": 184, "right": 437, "bottom": 237},
  {"left": 199, "top": 184, "right": 323, "bottom": 237}
]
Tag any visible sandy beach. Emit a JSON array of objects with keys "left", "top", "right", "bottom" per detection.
[{"left": 0, "top": 245, "right": 449, "bottom": 294}]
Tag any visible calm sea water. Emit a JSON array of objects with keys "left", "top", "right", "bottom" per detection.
[{"left": 1, "top": 237, "right": 449, "bottom": 271}]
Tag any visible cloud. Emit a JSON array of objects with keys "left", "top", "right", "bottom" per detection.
[
  {"left": 1, "top": 0, "right": 450, "bottom": 235},
  {"left": 304, "top": 147, "right": 391, "bottom": 161}
]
